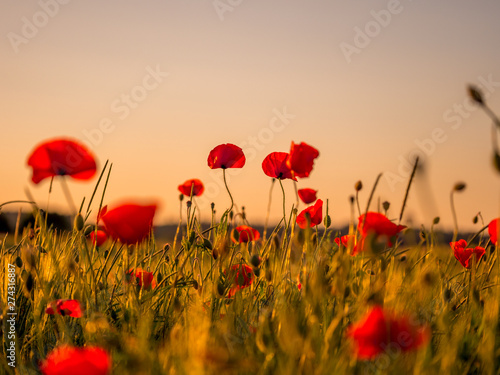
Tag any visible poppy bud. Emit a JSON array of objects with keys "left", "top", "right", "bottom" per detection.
[
  {"left": 74, "top": 213, "right": 84, "bottom": 232},
  {"left": 217, "top": 282, "right": 225, "bottom": 296},
  {"left": 186, "top": 200, "right": 192, "bottom": 209},
  {"left": 104, "top": 250, "right": 109, "bottom": 259},
  {"left": 179, "top": 194, "right": 184, "bottom": 202},
  {"left": 354, "top": 181, "right": 363, "bottom": 191},
  {"left": 84, "top": 225, "right": 94, "bottom": 236},
  {"left": 163, "top": 243, "right": 170, "bottom": 252},
  {"left": 444, "top": 288, "right": 452, "bottom": 301},
  {"left": 382, "top": 201, "right": 390, "bottom": 211},
  {"left": 493, "top": 151, "right": 500, "bottom": 173},
  {"left": 349, "top": 195, "right": 355, "bottom": 204},
  {"left": 266, "top": 269, "right": 272, "bottom": 282},
  {"left": 211, "top": 202, "right": 215, "bottom": 211},
  {"left": 231, "top": 229, "right": 240, "bottom": 243},
  {"left": 344, "top": 286, "right": 350, "bottom": 298},
  {"left": 324, "top": 214, "right": 331, "bottom": 228},
  {"left": 453, "top": 182, "right": 466, "bottom": 192},
  {"left": 467, "top": 85, "right": 484, "bottom": 105},
  {"left": 399, "top": 254, "right": 407, "bottom": 262},
  {"left": 433, "top": 217, "right": 440, "bottom": 225},
  {"left": 241, "top": 206, "right": 246, "bottom": 220},
  {"left": 157, "top": 272, "right": 163, "bottom": 284},
  {"left": 229, "top": 211, "right": 234, "bottom": 220},
  {"left": 193, "top": 280, "right": 199, "bottom": 290},
  {"left": 24, "top": 273, "right": 34, "bottom": 293},
  {"left": 472, "top": 215, "right": 478, "bottom": 224},
  {"left": 15, "top": 256, "right": 23, "bottom": 268},
  {"left": 212, "top": 249, "right": 218, "bottom": 260},
  {"left": 250, "top": 254, "right": 261, "bottom": 268}
]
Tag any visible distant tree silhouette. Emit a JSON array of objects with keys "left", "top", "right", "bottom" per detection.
[
  {"left": 0, "top": 214, "right": 10, "bottom": 233},
  {"left": 21, "top": 211, "right": 70, "bottom": 232}
]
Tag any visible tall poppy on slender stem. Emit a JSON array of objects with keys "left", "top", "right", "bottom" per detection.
[
  {"left": 27, "top": 138, "right": 97, "bottom": 213},
  {"left": 207, "top": 143, "right": 245, "bottom": 213},
  {"left": 262, "top": 152, "right": 296, "bottom": 229}
]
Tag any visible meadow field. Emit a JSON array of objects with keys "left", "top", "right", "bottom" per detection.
[{"left": 2, "top": 88, "right": 500, "bottom": 374}]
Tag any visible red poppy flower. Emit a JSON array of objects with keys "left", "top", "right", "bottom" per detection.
[
  {"left": 40, "top": 345, "right": 111, "bottom": 375},
  {"left": 358, "top": 212, "right": 406, "bottom": 247},
  {"left": 488, "top": 218, "right": 499, "bottom": 246},
  {"left": 296, "top": 199, "right": 323, "bottom": 229},
  {"left": 27, "top": 138, "right": 97, "bottom": 184},
  {"left": 335, "top": 235, "right": 361, "bottom": 256},
  {"left": 178, "top": 179, "right": 204, "bottom": 197},
  {"left": 262, "top": 152, "right": 296, "bottom": 181},
  {"left": 226, "top": 264, "right": 254, "bottom": 298},
  {"left": 232, "top": 225, "right": 260, "bottom": 243},
  {"left": 347, "top": 306, "right": 430, "bottom": 359},
  {"left": 98, "top": 203, "right": 156, "bottom": 245},
  {"left": 207, "top": 143, "right": 246, "bottom": 169},
  {"left": 287, "top": 142, "right": 319, "bottom": 178},
  {"left": 126, "top": 268, "right": 157, "bottom": 290},
  {"left": 45, "top": 299, "right": 83, "bottom": 318},
  {"left": 90, "top": 230, "right": 107, "bottom": 247},
  {"left": 450, "top": 239, "right": 485, "bottom": 269},
  {"left": 298, "top": 188, "right": 317, "bottom": 204}
]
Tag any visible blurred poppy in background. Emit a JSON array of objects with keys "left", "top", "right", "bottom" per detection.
[
  {"left": 450, "top": 239, "right": 485, "bottom": 269},
  {"left": 347, "top": 306, "right": 430, "bottom": 359},
  {"left": 45, "top": 299, "right": 83, "bottom": 318},
  {"left": 40, "top": 345, "right": 111, "bottom": 375},
  {"left": 488, "top": 218, "right": 499, "bottom": 246},
  {"left": 232, "top": 225, "right": 260, "bottom": 243},
  {"left": 298, "top": 188, "right": 317, "bottom": 204},
  {"left": 178, "top": 178, "right": 204, "bottom": 197},
  {"left": 296, "top": 199, "right": 323, "bottom": 229},
  {"left": 207, "top": 143, "right": 245, "bottom": 169},
  {"left": 126, "top": 268, "right": 157, "bottom": 290},
  {"left": 27, "top": 138, "right": 97, "bottom": 184},
  {"left": 287, "top": 141, "right": 319, "bottom": 178},
  {"left": 335, "top": 234, "right": 360, "bottom": 256},
  {"left": 358, "top": 212, "right": 406, "bottom": 247},
  {"left": 262, "top": 152, "right": 296, "bottom": 180},
  {"left": 99, "top": 203, "right": 157, "bottom": 245},
  {"left": 227, "top": 263, "right": 254, "bottom": 298},
  {"left": 90, "top": 229, "right": 108, "bottom": 247}
]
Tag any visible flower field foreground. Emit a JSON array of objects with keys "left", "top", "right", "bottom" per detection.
[{"left": 2, "top": 138, "right": 500, "bottom": 374}]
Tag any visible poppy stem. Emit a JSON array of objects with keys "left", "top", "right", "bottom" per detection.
[
  {"left": 278, "top": 178, "right": 287, "bottom": 231},
  {"left": 263, "top": 178, "right": 276, "bottom": 242},
  {"left": 450, "top": 191, "right": 459, "bottom": 243},
  {"left": 223, "top": 169, "right": 234, "bottom": 214},
  {"left": 399, "top": 157, "right": 419, "bottom": 224},
  {"left": 60, "top": 177, "right": 77, "bottom": 215}
]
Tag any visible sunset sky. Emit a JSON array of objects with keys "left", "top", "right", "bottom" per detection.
[{"left": 1, "top": 0, "right": 500, "bottom": 231}]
